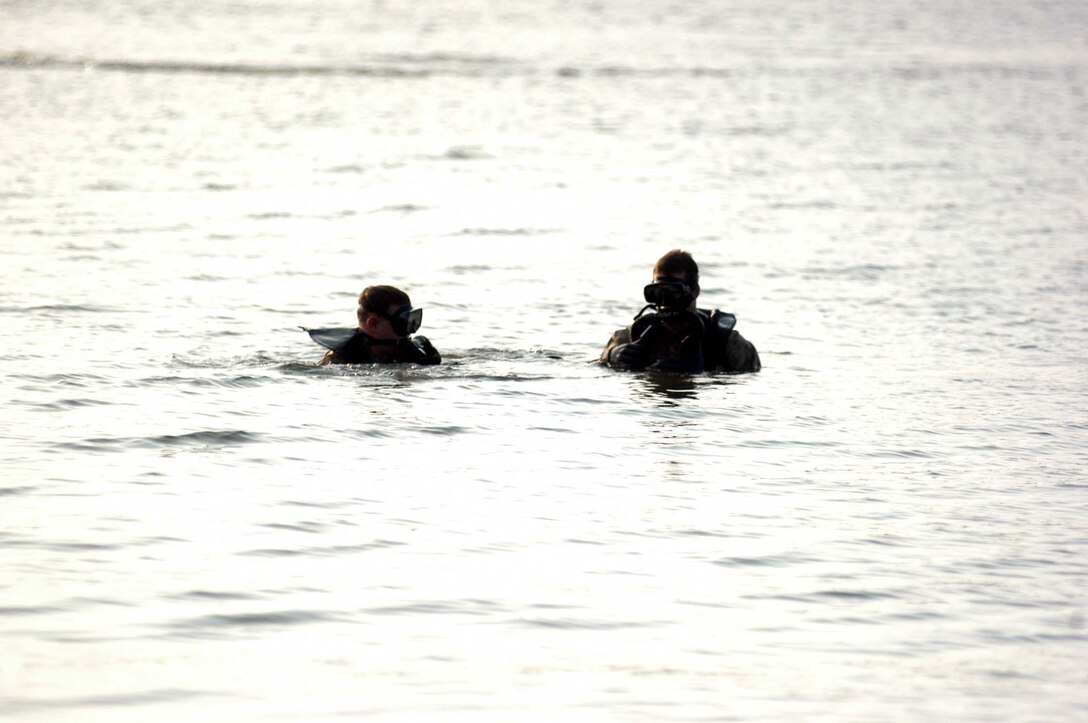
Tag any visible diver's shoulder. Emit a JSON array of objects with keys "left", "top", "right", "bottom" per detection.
[
  {"left": 700, "top": 308, "right": 760, "bottom": 372},
  {"left": 607, "top": 326, "right": 633, "bottom": 344}
]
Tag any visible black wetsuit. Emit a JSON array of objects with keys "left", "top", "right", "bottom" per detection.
[
  {"left": 305, "top": 328, "right": 441, "bottom": 365},
  {"left": 599, "top": 308, "right": 760, "bottom": 373}
]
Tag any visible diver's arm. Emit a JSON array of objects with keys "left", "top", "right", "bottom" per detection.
[
  {"left": 318, "top": 350, "right": 346, "bottom": 366},
  {"left": 599, "top": 329, "right": 629, "bottom": 366},
  {"left": 600, "top": 328, "right": 652, "bottom": 370}
]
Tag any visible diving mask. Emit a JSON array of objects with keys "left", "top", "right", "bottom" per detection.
[
  {"left": 370, "top": 305, "right": 423, "bottom": 337},
  {"left": 643, "top": 277, "right": 695, "bottom": 311}
]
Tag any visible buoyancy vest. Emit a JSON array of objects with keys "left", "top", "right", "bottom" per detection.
[{"left": 304, "top": 327, "right": 441, "bottom": 365}]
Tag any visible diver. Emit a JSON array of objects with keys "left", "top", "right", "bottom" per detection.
[
  {"left": 304, "top": 285, "right": 441, "bottom": 365},
  {"left": 599, "top": 250, "right": 760, "bottom": 373}
]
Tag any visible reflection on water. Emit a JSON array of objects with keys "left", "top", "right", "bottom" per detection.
[
  {"left": 632, "top": 370, "right": 751, "bottom": 406},
  {"left": 635, "top": 371, "right": 700, "bottom": 404}
]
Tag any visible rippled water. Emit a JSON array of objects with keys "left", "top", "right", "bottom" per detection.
[{"left": 2, "top": 1, "right": 1087, "bottom": 720}]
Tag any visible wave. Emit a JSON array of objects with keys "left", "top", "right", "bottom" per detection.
[
  {"left": 0, "top": 304, "right": 114, "bottom": 314},
  {"left": 0, "top": 53, "right": 740, "bottom": 80},
  {"left": 4, "top": 51, "right": 1081, "bottom": 80},
  {"left": 58, "top": 429, "right": 262, "bottom": 452},
  {"left": 0, "top": 52, "right": 521, "bottom": 78},
  {"left": 239, "top": 539, "right": 405, "bottom": 557},
  {"left": 712, "top": 553, "right": 817, "bottom": 568},
  {"left": 35, "top": 398, "right": 113, "bottom": 411},
  {"left": 164, "top": 610, "right": 343, "bottom": 637},
  {"left": 519, "top": 616, "right": 657, "bottom": 630},
  {"left": 168, "top": 590, "right": 263, "bottom": 601},
  {"left": 0, "top": 688, "right": 215, "bottom": 714},
  {"left": 0, "top": 605, "right": 67, "bottom": 616},
  {"left": 453, "top": 227, "right": 562, "bottom": 236},
  {"left": 0, "top": 485, "right": 38, "bottom": 497},
  {"left": 363, "top": 599, "right": 504, "bottom": 616}
]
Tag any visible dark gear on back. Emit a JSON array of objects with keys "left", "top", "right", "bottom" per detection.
[{"left": 303, "top": 327, "right": 441, "bottom": 366}]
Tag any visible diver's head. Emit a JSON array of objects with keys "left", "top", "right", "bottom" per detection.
[
  {"left": 357, "top": 285, "right": 423, "bottom": 340},
  {"left": 645, "top": 249, "right": 700, "bottom": 312}
]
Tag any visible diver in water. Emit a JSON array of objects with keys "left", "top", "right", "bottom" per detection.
[
  {"left": 599, "top": 250, "right": 760, "bottom": 373},
  {"left": 304, "top": 285, "right": 441, "bottom": 365}
]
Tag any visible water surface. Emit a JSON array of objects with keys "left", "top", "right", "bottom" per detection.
[{"left": 2, "top": 1, "right": 1087, "bottom": 720}]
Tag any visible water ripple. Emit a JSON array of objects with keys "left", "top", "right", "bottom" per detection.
[
  {"left": 239, "top": 540, "right": 405, "bottom": 557},
  {"left": 160, "top": 611, "right": 346, "bottom": 640},
  {"left": 814, "top": 590, "right": 903, "bottom": 601},
  {"left": 0, "top": 304, "right": 115, "bottom": 314},
  {"left": 260, "top": 521, "right": 329, "bottom": 534},
  {"left": 0, "top": 689, "right": 218, "bottom": 714},
  {"left": 6, "top": 52, "right": 1079, "bottom": 79},
  {"left": 171, "top": 610, "right": 342, "bottom": 629},
  {"left": 33, "top": 398, "right": 113, "bottom": 411},
  {"left": 364, "top": 600, "right": 502, "bottom": 616},
  {"left": 2, "top": 537, "right": 180, "bottom": 552},
  {"left": 518, "top": 617, "right": 660, "bottom": 631},
  {"left": 0, "top": 605, "right": 67, "bottom": 616},
  {"left": 713, "top": 553, "right": 815, "bottom": 568},
  {"left": 67, "top": 429, "right": 262, "bottom": 450},
  {"left": 453, "top": 227, "right": 562, "bottom": 236},
  {"left": 0, "top": 485, "right": 37, "bottom": 497},
  {"left": 168, "top": 590, "right": 264, "bottom": 602}
]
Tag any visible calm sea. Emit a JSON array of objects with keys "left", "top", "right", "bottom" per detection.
[{"left": 2, "top": 1, "right": 1086, "bottom": 720}]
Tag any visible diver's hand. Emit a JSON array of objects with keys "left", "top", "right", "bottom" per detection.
[
  {"left": 392, "top": 336, "right": 441, "bottom": 365},
  {"left": 412, "top": 335, "right": 441, "bottom": 365},
  {"left": 608, "top": 342, "right": 650, "bottom": 369},
  {"left": 402, "top": 335, "right": 441, "bottom": 365}
]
